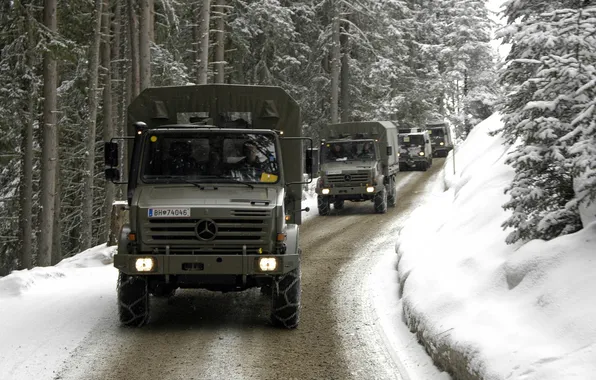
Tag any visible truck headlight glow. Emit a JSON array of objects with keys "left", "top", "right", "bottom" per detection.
[
  {"left": 418, "top": 151, "right": 425, "bottom": 156},
  {"left": 322, "top": 188, "right": 330, "bottom": 195},
  {"left": 259, "top": 257, "right": 278, "bottom": 271},
  {"left": 135, "top": 257, "right": 155, "bottom": 272},
  {"left": 440, "top": 142, "right": 444, "bottom": 146},
  {"left": 366, "top": 186, "right": 375, "bottom": 193}
]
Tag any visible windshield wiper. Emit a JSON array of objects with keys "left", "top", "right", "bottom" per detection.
[
  {"left": 151, "top": 175, "right": 205, "bottom": 189},
  {"left": 201, "top": 175, "right": 255, "bottom": 189}
]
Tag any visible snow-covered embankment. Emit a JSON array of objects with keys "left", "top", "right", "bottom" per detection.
[{"left": 396, "top": 113, "right": 596, "bottom": 380}]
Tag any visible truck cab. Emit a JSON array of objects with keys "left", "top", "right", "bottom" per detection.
[
  {"left": 425, "top": 120, "right": 454, "bottom": 157},
  {"left": 104, "top": 84, "right": 311, "bottom": 329},
  {"left": 398, "top": 131, "right": 432, "bottom": 171}
]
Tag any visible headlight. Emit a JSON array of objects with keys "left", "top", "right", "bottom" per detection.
[
  {"left": 366, "top": 186, "right": 375, "bottom": 193},
  {"left": 259, "top": 257, "right": 278, "bottom": 271},
  {"left": 440, "top": 142, "right": 444, "bottom": 146},
  {"left": 322, "top": 188, "right": 330, "bottom": 195},
  {"left": 418, "top": 151, "right": 425, "bottom": 156},
  {"left": 135, "top": 257, "right": 155, "bottom": 272}
]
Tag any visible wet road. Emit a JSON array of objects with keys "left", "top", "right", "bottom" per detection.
[{"left": 56, "top": 160, "right": 444, "bottom": 380}]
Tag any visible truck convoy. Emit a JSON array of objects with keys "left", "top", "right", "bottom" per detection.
[
  {"left": 315, "top": 121, "right": 400, "bottom": 215},
  {"left": 425, "top": 119, "right": 453, "bottom": 157},
  {"left": 104, "top": 84, "right": 312, "bottom": 329}
]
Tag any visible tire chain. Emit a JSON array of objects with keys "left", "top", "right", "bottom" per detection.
[
  {"left": 318, "top": 197, "right": 330, "bottom": 215},
  {"left": 117, "top": 274, "right": 150, "bottom": 327},
  {"left": 374, "top": 190, "right": 387, "bottom": 213},
  {"left": 271, "top": 268, "right": 301, "bottom": 329}
]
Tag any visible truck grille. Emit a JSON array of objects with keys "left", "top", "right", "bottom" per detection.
[
  {"left": 326, "top": 173, "right": 370, "bottom": 186},
  {"left": 142, "top": 209, "right": 271, "bottom": 249}
]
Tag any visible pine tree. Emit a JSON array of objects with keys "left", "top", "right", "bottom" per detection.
[{"left": 498, "top": 1, "right": 596, "bottom": 243}]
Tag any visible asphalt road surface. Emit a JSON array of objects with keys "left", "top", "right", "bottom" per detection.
[{"left": 56, "top": 159, "right": 444, "bottom": 380}]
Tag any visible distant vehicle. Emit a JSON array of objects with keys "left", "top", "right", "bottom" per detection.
[
  {"left": 398, "top": 131, "right": 432, "bottom": 171},
  {"left": 104, "top": 84, "right": 314, "bottom": 329},
  {"left": 316, "top": 121, "right": 400, "bottom": 215},
  {"left": 425, "top": 120, "right": 453, "bottom": 157}
]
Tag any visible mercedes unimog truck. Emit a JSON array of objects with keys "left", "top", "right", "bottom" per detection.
[
  {"left": 315, "top": 121, "right": 400, "bottom": 215},
  {"left": 398, "top": 131, "right": 432, "bottom": 171},
  {"left": 104, "top": 84, "right": 312, "bottom": 329},
  {"left": 425, "top": 119, "right": 454, "bottom": 157}
]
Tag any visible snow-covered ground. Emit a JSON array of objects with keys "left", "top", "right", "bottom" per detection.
[
  {"left": 397, "top": 113, "right": 596, "bottom": 379},
  {"left": 0, "top": 245, "right": 118, "bottom": 379}
]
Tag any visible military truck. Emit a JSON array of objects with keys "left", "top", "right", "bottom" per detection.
[
  {"left": 398, "top": 131, "right": 432, "bottom": 171},
  {"left": 425, "top": 119, "right": 454, "bottom": 157},
  {"left": 104, "top": 84, "right": 313, "bottom": 329},
  {"left": 315, "top": 121, "right": 399, "bottom": 215}
]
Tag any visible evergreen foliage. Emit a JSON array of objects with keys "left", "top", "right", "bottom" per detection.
[
  {"left": 498, "top": 0, "right": 596, "bottom": 243},
  {"left": 0, "top": 0, "right": 499, "bottom": 273}
]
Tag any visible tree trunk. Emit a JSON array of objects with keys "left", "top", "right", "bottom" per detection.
[
  {"left": 52, "top": 158, "right": 62, "bottom": 264},
  {"left": 102, "top": 0, "right": 115, "bottom": 243},
  {"left": 149, "top": 0, "right": 155, "bottom": 42},
  {"left": 340, "top": 19, "right": 350, "bottom": 122},
  {"left": 127, "top": 0, "right": 140, "bottom": 97},
  {"left": 330, "top": 1, "right": 341, "bottom": 124},
  {"left": 18, "top": 9, "right": 36, "bottom": 270},
  {"left": 81, "top": 0, "right": 104, "bottom": 250},
  {"left": 38, "top": 0, "right": 59, "bottom": 267},
  {"left": 214, "top": 0, "right": 225, "bottom": 84},
  {"left": 139, "top": 0, "right": 151, "bottom": 91},
  {"left": 198, "top": 0, "right": 211, "bottom": 84}
]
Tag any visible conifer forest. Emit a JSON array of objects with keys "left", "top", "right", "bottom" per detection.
[{"left": 0, "top": 0, "right": 594, "bottom": 275}]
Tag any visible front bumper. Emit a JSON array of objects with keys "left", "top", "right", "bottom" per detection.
[
  {"left": 114, "top": 253, "right": 299, "bottom": 276},
  {"left": 315, "top": 184, "right": 384, "bottom": 196}
]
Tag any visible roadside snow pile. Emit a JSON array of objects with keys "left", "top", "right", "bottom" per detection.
[
  {"left": 302, "top": 178, "right": 318, "bottom": 223},
  {"left": 0, "top": 244, "right": 115, "bottom": 298},
  {"left": 396, "top": 113, "right": 596, "bottom": 380}
]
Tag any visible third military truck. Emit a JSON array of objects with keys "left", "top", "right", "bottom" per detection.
[
  {"left": 104, "top": 84, "right": 312, "bottom": 329},
  {"left": 425, "top": 119, "right": 454, "bottom": 157},
  {"left": 315, "top": 121, "right": 400, "bottom": 215}
]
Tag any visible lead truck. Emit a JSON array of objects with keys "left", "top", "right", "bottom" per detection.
[
  {"left": 315, "top": 121, "right": 400, "bottom": 214},
  {"left": 104, "top": 84, "right": 312, "bottom": 328}
]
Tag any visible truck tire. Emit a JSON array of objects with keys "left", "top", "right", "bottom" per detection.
[
  {"left": 318, "top": 196, "right": 330, "bottom": 216},
  {"left": 271, "top": 266, "right": 301, "bottom": 329},
  {"left": 374, "top": 188, "right": 388, "bottom": 214},
  {"left": 387, "top": 178, "right": 397, "bottom": 207},
  {"left": 117, "top": 272, "right": 150, "bottom": 327},
  {"left": 333, "top": 199, "right": 344, "bottom": 210}
]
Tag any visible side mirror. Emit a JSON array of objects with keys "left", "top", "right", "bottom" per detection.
[
  {"left": 104, "top": 142, "right": 119, "bottom": 167},
  {"left": 105, "top": 168, "right": 121, "bottom": 182},
  {"left": 386, "top": 146, "right": 393, "bottom": 156},
  {"left": 305, "top": 148, "right": 320, "bottom": 176}
]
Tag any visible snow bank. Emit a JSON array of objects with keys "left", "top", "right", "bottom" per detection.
[
  {"left": 396, "top": 113, "right": 596, "bottom": 379},
  {"left": 0, "top": 244, "right": 115, "bottom": 298}
]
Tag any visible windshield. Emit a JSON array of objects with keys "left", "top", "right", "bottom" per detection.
[
  {"left": 399, "top": 134, "right": 425, "bottom": 147},
  {"left": 321, "top": 140, "right": 377, "bottom": 163},
  {"left": 141, "top": 131, "right": 280, "bottom": 184},
  {"left": 426, "top": 128, "right": 445, "bottom": 142}
]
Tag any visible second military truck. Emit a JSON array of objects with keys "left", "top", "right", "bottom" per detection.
[{"left": 315, "top": 121, "right": 400, "bottom": 215}]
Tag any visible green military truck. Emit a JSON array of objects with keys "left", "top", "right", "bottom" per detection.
[
  {"left": 398, "top": 131, "right": 433, "bottom": 171},
  {"left": 104, "top": 84, "right": 312, "bottom": 329},
  {"left": 315, "top": 121, "right": 400, "bottom": 215},
  {"left": 425, "top": 119, "right": 454, "bottom": 157}
]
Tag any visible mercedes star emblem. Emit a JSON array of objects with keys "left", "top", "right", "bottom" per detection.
[
  {"left": 195, "top": 219, "right": 218, "bottom": 241},
  {"left": 344, "top": 174, "right": 352, "bottom": 181}
]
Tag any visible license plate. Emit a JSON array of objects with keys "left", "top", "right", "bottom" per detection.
[{"left": 148, "top": 208, "right": 191, "bottom": 218}]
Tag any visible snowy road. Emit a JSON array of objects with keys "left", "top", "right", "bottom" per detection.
[{"left": 49, "top": 160, "right": 446, "bottom": 380}]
